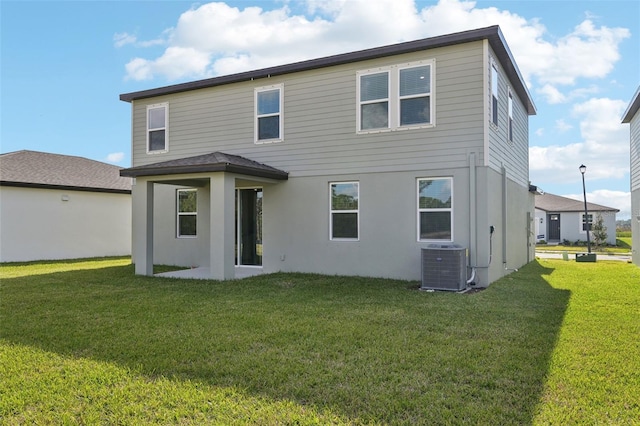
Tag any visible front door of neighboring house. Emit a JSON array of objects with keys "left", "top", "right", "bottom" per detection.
[
  {"left": 236, "top": 188, "right": 263, "bottom": 266},
  {"left": 548, "top": 214, "right": 560, "bottom": 241}
]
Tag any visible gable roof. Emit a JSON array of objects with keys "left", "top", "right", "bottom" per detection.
[
  {"left": 120, "top": 25, "right": 536, "bottom": 115},
  {"left": 0, "top": 150, "right": 132, "bottom": 194},
  {"left": 622, "top": 86, "right": 640, "bottom": 123},
  {"left": 535, "top": 192, "right": 619, "bottom": 213},
  {"left": 119, "top": 151, "right": 288, "bottom": 180}
]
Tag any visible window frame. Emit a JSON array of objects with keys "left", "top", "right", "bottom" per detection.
[
  {"left": 357, "top": 59, "right": 434, "bottom": 133},
  {"left": 417, "top": 177, "right": 453, "bottom": 242},
  {"left": 176, "top": 188, "right": 197, "bottom": 238},
  {"left": 491, "top": 62, "right": 499, "bottom": 127},
  {"left": 147, "top": 103, "right": 168, "bottom": 154},
  {"left": 255, "top": 84, "right": 284, "bottom": 144},
  {"left": 329, "top": 181, "right": 360, "bottom": 241}
]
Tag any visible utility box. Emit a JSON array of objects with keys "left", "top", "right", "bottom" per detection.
[
  {"left": 421, "top": 244, "right": 467, "bottom": 291},
  {"left": 576, "top": 253, "right": 597, "bottom": 262}
]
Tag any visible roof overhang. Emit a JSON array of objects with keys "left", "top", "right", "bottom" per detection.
[
  {"left": 120, "top": 152, "right": 289, "bottom": 181},
  {"left": 119, "top": 26, "right": 535, "bottom": 115},
  {"left": 622, "top": 86, "right": 640, "bottom": 123}
]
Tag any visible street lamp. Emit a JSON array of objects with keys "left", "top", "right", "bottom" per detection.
[{"left": 579, "top": 164, "right": 591, "bottom": 253}]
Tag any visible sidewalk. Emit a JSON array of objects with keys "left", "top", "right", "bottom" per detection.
[{"left": 535, "top": 251, "right": 632, "bottom": 262}]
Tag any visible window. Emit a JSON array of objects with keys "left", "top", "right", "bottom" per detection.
[
  {"left": 582, "top": 213, "right": 593, "bottom": 232},
  {"left": 399, "top": 65, "right": 431, "bottom": 126},
  {"left": 330, "top": 182, "right": 359, "bottom": 240},
  {"left": 147, "top": 103, "right": 168, "bottom": 153},
  {"left": 508, "top": 89, "right": 514, "bottom": 142},
  {"left": 417, "top": 178, "right": 452, "bottom": 241},
  {"left": 359, "top": 72, "right": 389, "bottom": 130},
  {"left": 177, "top": 189, "right": 197, "bottom": 237},
  {"left": 491, "top": 63, "right": 499, "bottom": 126},
  {"left": 255, "top": 84, "right": 283, "bottom": 143},
  {"left": 357, "top": 60, "right": 433, "bottom": 132}
]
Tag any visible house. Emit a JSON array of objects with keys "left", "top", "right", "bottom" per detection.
[
  {"left": 534, "top": 192, "right": 618, "bottom": 246},
  {"left": 622, "top": 86, "right": 640, "bottom": 266},
  {"left": 119, "top": 25, "right": 537, "bottom": 286},
  {"left": 0, "top": 150, "right": 132, "bottom": 262}
]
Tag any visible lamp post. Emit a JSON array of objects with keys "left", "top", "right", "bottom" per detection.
[{"left": 579, "top": 164, "right": 591, "bottom": 253}]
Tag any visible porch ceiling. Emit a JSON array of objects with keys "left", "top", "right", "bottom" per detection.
[{"left": 120, "top": 152, "right": 288, "bottom": 181}]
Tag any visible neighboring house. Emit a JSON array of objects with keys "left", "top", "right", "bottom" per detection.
[
  {"left": 535, "top": 192, "right": 618, "bottom": 246},
  {"left": 0, "top": 150, "right": 132, "bottom": 262},
  {"left": 622, "top": 86, "right": 640, "bottom": 266},
  {"left": 119, "top": 25, "right": 537, "bottom": 286}
]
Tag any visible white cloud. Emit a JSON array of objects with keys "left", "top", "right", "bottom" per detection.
[
  {"left": 114, "top": 32, "right": 137, "bottom": 48},
  {"left": 562, "top": 189, "right": 631, "bottom": 219},
  {"left": 106, "top": 152, "right": 125, "bottom": 163},
  {"left": 555, "top": 119, "right": 572, "bottom": 133},
  {"left": 530, "top": 97, "right": 629, "bottom": 183}
]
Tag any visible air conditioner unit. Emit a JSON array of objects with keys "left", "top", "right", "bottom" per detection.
[{"left": 421, "top": 244, "right": 467, "bottom": 291}]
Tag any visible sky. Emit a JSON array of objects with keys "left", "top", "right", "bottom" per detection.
[{"left": 1, "top": 0, "right": 638, "bottom": 219}]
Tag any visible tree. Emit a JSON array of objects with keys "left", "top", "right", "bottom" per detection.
[{"left": 591, "top": 213, "right": 608, "bottom": 250}]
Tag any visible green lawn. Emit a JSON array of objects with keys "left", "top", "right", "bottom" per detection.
[{"left": 1, "top": 258, "right": 638, "bottom": 424}]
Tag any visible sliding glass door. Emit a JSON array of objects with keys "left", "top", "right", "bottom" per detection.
[{"left": 235, "top": 188, "right": 263, "bottom": 266}]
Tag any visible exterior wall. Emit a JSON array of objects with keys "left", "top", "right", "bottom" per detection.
[
  {"left": 129, "top": 41, "right": 487, "bottom": 176},
  {"left": 141, "top": 164, "right": 533, "bottom": 286},
  {"left": 632, "top": 188, "right": 640, "bottom": 265},
  {"left": 486, "top": 45, "right": 530, "bottom": 187},
  {"left": 0, "top": 186, "right": 131, "bottom": 262},
  {"left": 536, "top": 210, "right": 617, "bottom": 246},
  {"left": 630, "top": 111, "right": 640, "bottom": 265}
]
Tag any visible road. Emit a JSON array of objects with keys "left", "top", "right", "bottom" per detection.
[{"left": 535, "top": 251, "right": 632, "bottom": 262}]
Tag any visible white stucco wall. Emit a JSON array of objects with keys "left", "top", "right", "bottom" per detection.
[{"left": 0, "top": 186, "right": 131, "bottom": 262}]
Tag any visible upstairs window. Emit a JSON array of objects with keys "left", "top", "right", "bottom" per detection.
[
  {"left": 491, "top": 63, "right": 499, "bottom": 126},
  {"left": 358, "top": 60, "right": 433, "bottom": 132},
  {"left": 147, "top": 103, "right": 168, "bottom": 153},
  {"left": 255, "top": 84, "right": 283, "bottom": 143},
  {"left": 417, "top": 178, "right": 452, "bottom": 241},
  {"left": 399, "top": 65, "right": 431, "bottom": 126},
  {"left": 330, "top": 182, "right": 359, "bottom": 240},
  {"left": 508, "top": 90, "right": 514, "bottom": 142},
  {"left": 177, "top": 189, "right": 197, "bottom": 238},
  {"left": 359, "top": 72, "right": 389, "bottom": 130}
]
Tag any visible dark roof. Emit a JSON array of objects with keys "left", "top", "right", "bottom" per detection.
[
  {"left": 535, "top": 193, "right": 619, "bottom": 213},
  {"left": 622, "top": 86, "right": 640, "bottom": 123},
  {"left": 119, "top": 152, "right": 289, "bottom": 180},
  {"left": 120, "top": 25, "right": 536, "bottom": 115},
  {"left": 0, "top": 150, "right": 131, "bottom": 194}
]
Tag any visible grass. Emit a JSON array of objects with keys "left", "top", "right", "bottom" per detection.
[
  {"left": 535, "top": 243, "right": 631, "bottom": 254},
  {"left": 1, "top": 258, "right": 639, "bottom": 424}
]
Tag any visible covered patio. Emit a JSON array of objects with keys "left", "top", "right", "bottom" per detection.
[{"left": 120, "top": 152, "right": 288, "bottom": 280}]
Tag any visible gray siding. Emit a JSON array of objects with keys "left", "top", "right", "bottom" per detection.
[
  {"left": 631, "top": 111, "right": 640, "bottom": 191},
  {"left": 487, "top": 47, "right": 530, "bottom": 188},
  {"left": 131, "top": 42, "right": 487, "bottom": 177}
]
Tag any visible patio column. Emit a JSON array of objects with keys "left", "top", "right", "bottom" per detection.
[
  {"left": 209, "top": 173, "right": 235, "bottom": 279},
  {"left": 133, "top": 179, "right": 154, "bottom": 276}
]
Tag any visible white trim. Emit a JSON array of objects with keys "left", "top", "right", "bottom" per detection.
[
  {"left": 176, "top": 188, "right": 197, "bottom": 238},
  {"left": 329, "top": 181, "right": 360, "bottom": 241},
  {"left": 417, "top": 177, "right": 453, "bottom": 242},
  {"left": 255, "top": 84, "right": 283, "bottom": 144},
  {"left": 356, "top": 59, "right": 435, "bottom": 134},
  {"left": 146, "top": 103, "right": 168, "bottom": 154}
]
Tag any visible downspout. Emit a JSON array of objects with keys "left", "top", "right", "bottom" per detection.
[{"left": 467, "top": 152, "right": 477, "bottom": 285}]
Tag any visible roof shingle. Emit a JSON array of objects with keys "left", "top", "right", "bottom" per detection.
[
  {"left": 535, "top": 192, "right": 619, "bottom": 213},
  {"left": 0, "top": 150, "right": 132, "bottom": 193}
]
